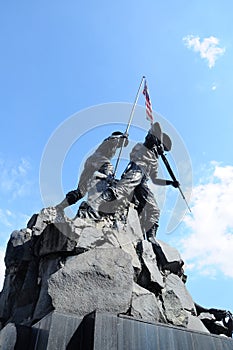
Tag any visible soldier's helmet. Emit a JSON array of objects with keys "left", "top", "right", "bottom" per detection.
[
  {"left": 146, "top": 122, "right": 172, "bottom": 152},
  {"left": 162, "top": 133, "right": 172, "bottom": 152}
]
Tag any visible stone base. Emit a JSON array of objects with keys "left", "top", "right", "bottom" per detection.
[{"left": 1, "top": 311, "right": 233, "bottom": 350}]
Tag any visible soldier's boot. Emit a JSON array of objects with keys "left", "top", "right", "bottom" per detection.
[{"left": 146, "top": 224, "right": 167, "bottom": 268}]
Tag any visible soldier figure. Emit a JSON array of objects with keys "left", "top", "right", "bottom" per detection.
[
  {"left": 56, "top": 123, "right": 183, "bottom": 274},
  {"left": 89, "top": 122, "right": 183, "bottom": 274},
  {"left": 55, "top": 131, "right": 128, "bottom": 212},
  {"left": 91, "top": 122, "right": 178, "bottom": 240}
]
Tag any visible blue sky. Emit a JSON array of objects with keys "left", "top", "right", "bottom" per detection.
[{"left": 1, "top": 1, "right": 233, "bottom": 313}]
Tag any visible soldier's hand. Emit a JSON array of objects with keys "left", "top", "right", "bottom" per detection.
[
  {"left": 121, "top": 132, "right": 128, "bottom": 139},
  {"left": 166, "top": 180, "right": 179, "bottom": 188},
  {"left": 109, "top": 131, "right": 129, "bottom": 147},
  {"left": 119, "top": 133, "right": 129, "bottom": 147},
  {"left": 156, "top": 144, "right": 164, "bottom": 155},
  {"left": 172, "top": 180, "right": 180, "bottom": 188}
]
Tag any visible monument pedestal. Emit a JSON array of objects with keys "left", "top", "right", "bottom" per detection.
[{"left": 2, "top": 311, "right": 231, "bottom": 350}]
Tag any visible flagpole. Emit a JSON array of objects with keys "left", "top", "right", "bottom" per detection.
[{"left": 113, "top": 76, "right": 145, "bottom": 177}]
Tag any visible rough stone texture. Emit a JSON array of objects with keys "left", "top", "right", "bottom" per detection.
[
  {"left": 32, "top": 257, "right": 61, "bottom": 321},
  {"left": 33, "top": 223, "right": 78, "bottom": 257},
  {"left": 0, "top": 229, "right": 38, "bottom": 326},
  {"left": 8, "top": 229, "right": 32, "bottom": 248},
  {"left": 9, "top": 260, "right": 39, "bottom": 325},
  {"left": 76, "top": 226, "right": 107, "bottom": 249},
  {"left": 131, "top": 283, "right": 166, "bottom": 323},
  {"left": 141, "top": 240, "right": 164, "bottom": 289},
  {"left": 119, "top": 241, "right": 141, "bottom": 270},
  {"left": 48, "top": 248, "right": 134, "bottom": 316},
  {"left": 120, "top": 205, "right": 144, "bottom": 243},
  {"left": 32, "top": 207, "right": 65, "bottom": 236},
  {"left": 0, "top": 275, "right": 14, "bottom": 322},
  {"left": 165, "top": 274, "right": 196, "bottom": 313},
  {"left": 163, "top": 289, "right": 188, "bottom": 327},
  {"left": 0, "top": 205, "right": 232, "bottom": 341},
  {"left": 4, "top": 230, "right": 32, "bottom": 268},
  {"left": 186, "top": 311, "right": 210, "bottom": 333},
  {"left": 0, "top": 323, "right": 17, "bottom": 349},
  {"left": 157, "top": 239, "right": 182, "bottom": 262}
]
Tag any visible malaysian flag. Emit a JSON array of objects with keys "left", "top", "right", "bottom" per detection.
[{"left": 143, "top": 80, "right": 154, "bottom": 125}]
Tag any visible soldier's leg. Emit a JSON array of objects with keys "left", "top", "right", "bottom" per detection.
[
  {"left": 112, "top": 169, "right": 144, "bottom": 201},
  {"left": 134, "top": 183, "right": 160, "bottom": 236},
  {"left": 90, "top": 168, "right": 144, "bottom": 215},
  {"left": 134, "top": 184, "right": 184, "bottom": 274}
]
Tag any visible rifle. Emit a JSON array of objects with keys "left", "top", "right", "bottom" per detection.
[{"left": 157, "top": 145, "right": 192, "bottom": 213}]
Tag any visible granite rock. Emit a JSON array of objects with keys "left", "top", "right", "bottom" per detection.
[
  {"left": 131, "top": 283, "right": 166, "bottom": 323},
  {"left": 165, "top": 273, "right": 196, "bottom": 313},
  {"left": 140, "top": 240, "right": 164, "bottom": 289},
  {"left": 157, "top": 239, "right": 182, "bottom": 262},
  {"left": 186, "top": 311, "right": 210, "bottom": 333},
  {"left": 0, "top": 323, "right": 17, "bottom": 349},
  {"left": 0, "top": 206, "right": 231, "bottom": 340},
  {"left": 48, "top": 248, "right": 134, "bottom": 316},
  {"left": 163, "top": 289, "right": 188, "bottom": 327}
]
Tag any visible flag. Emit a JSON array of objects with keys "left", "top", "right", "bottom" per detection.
[{"left": 143, "top": 80, "right": 154, "bottom": 125}]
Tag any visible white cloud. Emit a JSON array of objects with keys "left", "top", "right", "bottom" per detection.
[
  {"left": 183, "top": 35, "right": 225, "bottom": 68},
  {"left": 0, "top": 209, "right": 13, "bottom": 227},
  {"left": 178, "top": 163, "right": 233, "bottom": 278},
  {"left": 211, "top": 83, "right": 217, "bottom": 91},
  {"left": 0, "top": 157, "right": 32, "bottom": 199}
]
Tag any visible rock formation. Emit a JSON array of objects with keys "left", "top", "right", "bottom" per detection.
[{"left": 0, "top": 204, "right": 232, "bottom": 346}]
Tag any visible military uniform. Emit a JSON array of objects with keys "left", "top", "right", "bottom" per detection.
[
  {"left": 109, "top": 142, "right": 160, "bottom": 233},
  {"left": 56, "top": 132, "right": 128, "bottom": 209}
]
